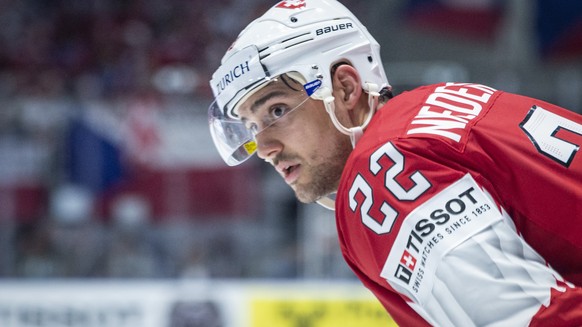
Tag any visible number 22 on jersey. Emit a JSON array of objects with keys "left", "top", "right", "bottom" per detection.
[{"left": 349, "top": 142, "right": 431, "bottom": 235}]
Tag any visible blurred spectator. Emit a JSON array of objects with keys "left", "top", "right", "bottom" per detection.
[
  {"left": 178, "top": 244, "right": 210, "bottom": 279},
  {"left": 104, "top": 194, "right": 168, "bottom": 278},
  {"left": 13, "top": 221, "right": 65, "bottom": 278},
  {"left": 49, "top": 184, "right": 108, "bottom": 277}
]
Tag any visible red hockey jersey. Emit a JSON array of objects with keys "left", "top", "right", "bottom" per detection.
[{"left": 335, "top": 83, "right": 582, "bottom": 326}]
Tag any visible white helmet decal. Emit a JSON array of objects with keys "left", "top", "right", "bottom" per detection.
[{"left": 211, "top": 46, "right": 266, "bottom": 116}]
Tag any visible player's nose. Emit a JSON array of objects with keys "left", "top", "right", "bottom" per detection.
[{"left": 256, "top": 132, "right": 283, "bottom": 163}]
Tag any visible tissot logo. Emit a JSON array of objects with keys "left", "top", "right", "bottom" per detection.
[
  {"left": 276, "top": 0, "right": 306, "bottom": 9},
  {"left": 394, "top": 187, "right": 478, "bottom": 285},
  {"left": 400, "top": 250, "right": 417, "bottom": 270},
  {"left": 394, "top": 250, "right": 417, "bottom": 284},
  {"left": 394, "top": 263, "right": 413, "bottom": 284},
  {"left": 382, "top": 175, "right": 502, "bottom": 303}
]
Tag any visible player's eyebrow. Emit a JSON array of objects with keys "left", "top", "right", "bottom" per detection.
[{"left": 249, "top": 90, "right": 287, "bottom": 114}]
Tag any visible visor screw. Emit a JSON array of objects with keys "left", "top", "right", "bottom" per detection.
[{"left": 290, "top": 16, "right": 298, "bottom": 23}]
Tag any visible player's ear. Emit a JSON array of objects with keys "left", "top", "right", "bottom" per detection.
[{"left": 332, "top": 64, "right": 363, "bottom": 111}]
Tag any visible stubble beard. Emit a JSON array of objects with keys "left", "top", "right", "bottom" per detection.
[{"left": 292, "top": 139, "right": 353, "bottom": 204}]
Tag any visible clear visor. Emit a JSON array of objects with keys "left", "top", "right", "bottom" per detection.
[
  {"left": 208, "top": 99, "right": 258, "bottom": 166},
  {"left": 208, "top": 75, "right": 320, "bottom": 166}
]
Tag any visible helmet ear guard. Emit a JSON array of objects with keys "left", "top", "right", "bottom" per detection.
[{"left": 209, "top": 0, "right": 390, "bottom": 166}]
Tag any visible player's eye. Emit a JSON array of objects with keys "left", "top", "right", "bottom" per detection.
[{"left": 269, "top": 105, "right": 288, "bottom": 120}]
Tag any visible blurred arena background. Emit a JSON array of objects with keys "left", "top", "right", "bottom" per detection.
[{"left": 0, "top": 0, "right": 581, "bottom": 326}]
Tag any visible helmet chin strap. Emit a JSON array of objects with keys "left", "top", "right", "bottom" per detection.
[
  {"left": 315, "top": 83, "right": 380, "bottom": 211},
  {"left": 316, "top": 193, "right": 337, "bottom": 211}
]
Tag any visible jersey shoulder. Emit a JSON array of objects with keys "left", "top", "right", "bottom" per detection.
[{"left": 361, "top": 83, "right": 503, "bottom": 155}]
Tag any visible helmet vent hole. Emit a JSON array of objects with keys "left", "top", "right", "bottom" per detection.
[
  {"left": 290, "top": 17, "right": 298, "bottom": 23},
  {"left": 367, "top": 56, "right": 373, "bottom": 63}
]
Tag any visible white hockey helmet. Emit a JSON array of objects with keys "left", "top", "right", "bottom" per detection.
[{"left": 208, "top": 0, "right": 389, "bottom": 166}]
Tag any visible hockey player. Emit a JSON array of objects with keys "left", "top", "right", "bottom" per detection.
[{"left": 208, "top": 0, "right": 582, "bottom": 325}]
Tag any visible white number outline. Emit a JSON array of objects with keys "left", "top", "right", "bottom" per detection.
[
  {"left": 349, "top": 142, "right": 431, "bottom": 235},
  {"left": 370, "top": 142, "right": 431, "bottom": 201},
  {"left": 520, "top": 105, "right": 582, "bottom": 167},
  {"left": 349, "top": 174, "right": 398, "bottom": 235}
]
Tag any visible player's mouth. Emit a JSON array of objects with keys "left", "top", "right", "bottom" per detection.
[{"left": 276, "top": 162, "right": 301, "bottom": 185}]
